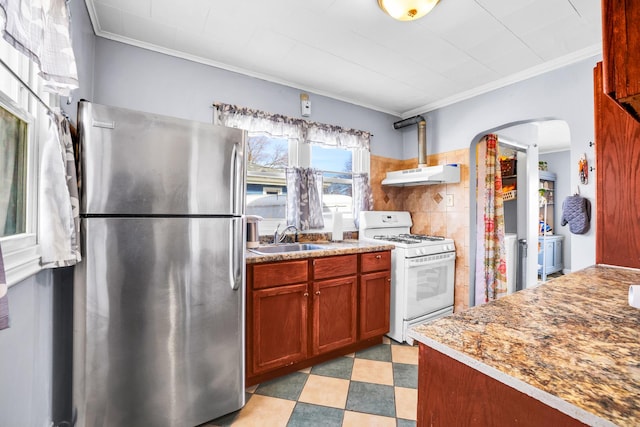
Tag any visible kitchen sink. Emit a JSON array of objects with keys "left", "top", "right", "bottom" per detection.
[{"left": 249, "top": 243, "right": 328, "bottom": 254}]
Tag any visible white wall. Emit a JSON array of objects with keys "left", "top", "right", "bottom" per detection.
[
  {"left": 396, "top": 56, "right": 599, "bottom": 272},
  {"left": 0, "top": 272, "right": 53, "bottom": 427},
  {"left": 91, "top": 39, "right": 403, "bottom": 159},
  {"left": 540, "top": 150, "right": 572, "bottom": 272},
  {"left": 0, "top": 0, "right": 95, "bottom": 424}
]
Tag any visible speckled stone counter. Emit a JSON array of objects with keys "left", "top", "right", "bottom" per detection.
[
  {"left": 408, "top": 265, "right": 640, "bottom": 427},
  {"left": 245, "top": 239, "right": 394, "bottom": 264}
]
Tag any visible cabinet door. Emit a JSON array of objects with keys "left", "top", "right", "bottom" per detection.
[
  {"left": 313, "top": 254, "right": 357, "bottom": 280},
  {"left": 537, "top": 241, "right": 555, "bottom": 273},
  {"left": 252, "top": 260, "right": 308, "bottom": 289},
  {"left": 359, "top": 271, "right": 391, "bottom": 340},
  {"left": 553, "top": 240, "right": 563, "bottom": 270},
  {"left": 595, "top": 62, "right": 640, "bottom": 268},
  {"left": 251, "top": 283, "right": 308, "bottom": 375},
  {"left": 602, "top": 0, "right": 640, "bottom": 118},
  {"left": 312, "top": 276, "right": 357, "bottom": 355},
  {"left": 361, "top": 251, "right": 391, "bottom": 273}
]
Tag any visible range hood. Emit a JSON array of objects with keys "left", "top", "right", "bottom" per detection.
[
  {"left": 381, "top": 164, "right": 460, "bottom": 186},
  {"left": 381, "top": 115, "right": 461, "bottom": 186}
]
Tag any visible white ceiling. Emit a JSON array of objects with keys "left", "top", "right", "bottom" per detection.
[{"left": 84, "top": 0, "right": 602, "bottom": 117}]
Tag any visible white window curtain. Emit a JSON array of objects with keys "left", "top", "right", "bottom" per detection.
[
  {"left": 213, "top": 103, "right": 371, "bottom": 151},
  {"left": 285, "top": 167, "right": 324, "bottom": 230},
  {"left": 0, "top": 0, "right": 79, "bottom": 96},
  {"left": 352, "top": 172, "right": 373, "bottom": 228},
  {"left": 39, "top": 111, "right": 80, "bottom": 267},
  {"left": 214, "top": 103, "right": 304, "bottom": 142},
  {"left": 305, "top": 123, "right": 370, "bottom": 151}
]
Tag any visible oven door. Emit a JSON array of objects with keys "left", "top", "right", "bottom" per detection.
[{"left": 404, "top": 251, "right": 455, "bottom": 320}]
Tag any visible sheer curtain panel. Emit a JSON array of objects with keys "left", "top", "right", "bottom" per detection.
[
  {"left": 0, "top": 0, "right": 79, "bottom": 95},
  {"left": 285, "top": 167, "right": 324, "bottom": 230}
]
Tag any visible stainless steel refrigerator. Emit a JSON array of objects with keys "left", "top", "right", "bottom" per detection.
[{"left": 73, "top": 101, "right": 246, "bottom": 426}]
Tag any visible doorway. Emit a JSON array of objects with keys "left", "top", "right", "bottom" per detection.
[{"left": 469, "top": 120, "right": 571, "bottom": 307}]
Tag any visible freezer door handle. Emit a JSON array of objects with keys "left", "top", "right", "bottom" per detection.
[
  {"left": 230, "top": 141, "right": 245, "bottom": 216},
  {"left": 230, "top": 218, "right": 243, "bottom": 290}
]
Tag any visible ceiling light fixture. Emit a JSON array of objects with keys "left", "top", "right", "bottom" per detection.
[{"left": 378, "top": 0, "right": 440, "bottom": 21}]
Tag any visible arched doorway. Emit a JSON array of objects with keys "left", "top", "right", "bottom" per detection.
[{"left": 469, "top": 120, "right": 571, "bottom": 307}]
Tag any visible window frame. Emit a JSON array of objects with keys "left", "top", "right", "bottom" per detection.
[
  {"left": 245, "top": 133, "right": 370, "bottom": 234},
  {"left": 0, "top": 43, "right": 44, "bottom": 286}
]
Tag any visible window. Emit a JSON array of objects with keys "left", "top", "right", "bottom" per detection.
[
  {"left": 0, "top": 101, "right": 28, "bottom": 237},
  {"left": 245, "top": 136, "right": 368, "bottom": 233},
  {"left": 215, "top": 103, "right": 371, "bottom": 234}
]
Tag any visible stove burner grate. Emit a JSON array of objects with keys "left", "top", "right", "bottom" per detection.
[{"left": 399, "top": 233, "right": 445, "bottom": 242}]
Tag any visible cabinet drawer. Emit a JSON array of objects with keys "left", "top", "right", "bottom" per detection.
[
  {"left": 361, "top": 251, "right": 391, "bottom": 273},
  {"left": 252, "top": 260, "right": 308, "bottom": 289},
  {"left": 313, "top": 254, "right": 357, "bottom": 280}
]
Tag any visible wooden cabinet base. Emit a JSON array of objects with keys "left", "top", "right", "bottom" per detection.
[
  {"left": 247, "top": 336, "right": 383, "bottom": 387},
  {"left": 416, "top": 344, "right": 587, "bottom": 427}
]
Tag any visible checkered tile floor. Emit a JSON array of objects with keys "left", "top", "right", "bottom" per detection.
[{"left": 206, "top": 337, "right": 418, "bottom": 427}]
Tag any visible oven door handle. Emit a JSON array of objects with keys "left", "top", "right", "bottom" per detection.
[{"left": 407, "top": 252, "right": 456, "bottom": 267}]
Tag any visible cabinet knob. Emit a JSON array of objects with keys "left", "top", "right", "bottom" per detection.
[
  {"left": 315, "top": 291, "right": 321, "bottom": 295},
  {"left": 376, "top": 255, "right": 382, "bottom": 259},
  {"left": 303, "top": 292, "right": 309, "bottom": 297},
  {"left": 387, "top": 278, "right": 391, "bottom": 282}
]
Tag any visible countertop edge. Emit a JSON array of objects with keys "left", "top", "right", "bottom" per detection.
[
  {"left": 245, "top": 242, "right": 395, "bottom": 264},
  {"left": 405, "top": 329, "right": 617, "bottom": 427}
]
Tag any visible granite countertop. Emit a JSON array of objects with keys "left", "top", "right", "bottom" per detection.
[
  {"left": 245, "top": 239, "right": 395, "bottom": 264},
  {"left": 408, "top": 265, "right": 640, "bottom": 427}
]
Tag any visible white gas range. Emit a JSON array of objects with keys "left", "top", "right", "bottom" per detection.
[{"left": 359, "top": 211, "right": 456, "bottom": 344}]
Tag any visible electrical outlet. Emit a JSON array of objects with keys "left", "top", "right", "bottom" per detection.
[{"left": 446, "top": 194, "right": 454, "bottom": 207}]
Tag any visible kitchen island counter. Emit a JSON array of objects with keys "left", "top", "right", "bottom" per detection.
[
  {"left": 245, "top": 240, "right": 394, "bottom": 264},
  {"left": 408, "top": 265, "right": 640, "bottom": 427}
]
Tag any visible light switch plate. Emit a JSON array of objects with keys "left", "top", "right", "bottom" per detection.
[{"left": 446, "top": 194, "right": 454, "bottom": 207}]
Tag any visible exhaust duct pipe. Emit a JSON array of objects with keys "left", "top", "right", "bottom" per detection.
[{"left": 393, "top": 115, "right": 427, "bottom": 167}]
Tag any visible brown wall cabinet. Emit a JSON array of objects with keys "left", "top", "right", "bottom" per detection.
[
  {"left": 595, "top": 62, "right": 640, "bottom": 268},
  {"left": 246, "top": 251, "right": 390, "bottom": 385},
  {"left": 602, "top": 0, "right": 640, "bottom": 120}
]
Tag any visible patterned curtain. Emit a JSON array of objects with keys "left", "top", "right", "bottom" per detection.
[
  {"left": 39, "top": 112, "right": 81, "bottom": 267},
  {"left": 213, "top": 103, "right": 371, "bottom": 150},
  {"left": 352, "top": 172, "right": 373, "bottom": 228},
  {"left": 475, "top": 134, "right": 507, "bottom": 304},
  {"left": 0, "top": 0, "right": 79, "bottom": 95},
  {"left": 285, "top": 167, "right": 324, "bottom": 230}
]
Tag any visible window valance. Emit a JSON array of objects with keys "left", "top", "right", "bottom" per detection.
[{"left": 213, "top": 103, "right": 371, "bottom": 151}]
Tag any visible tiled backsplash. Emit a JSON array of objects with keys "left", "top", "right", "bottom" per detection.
[
  {"left": 259, "top": 231, "right": 358, "bottom": 245},
  {"left": 371, "top": 150, "right": 471, "bottom": 312}
]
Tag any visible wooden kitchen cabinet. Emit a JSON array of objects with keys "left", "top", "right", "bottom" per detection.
[
  {"left": 359, "top": 271, "right": 391, "bottom": 340},
  {"left": 359, "top": 251, "right": 391, "bottom": 340},
  {"left": 312, "top": 276, "right": 357, "bottom": 354},
  {"left": 602, "top": 0, "right": 640, "bottom": 120},
  {"left": 251, "top": 283, "right": 308, "bottom": 375},
  {"left": 248, "top": 260, "right": 309, "bottom": 376},
  {"left": 312, "top": 255, "right": 357, "bottom": 355},
  {"left": 594, "top": 62, "right": 640, "bottom": 268},
  {"left": 246, "top": 250, "right": 391, "bottom": 385}
]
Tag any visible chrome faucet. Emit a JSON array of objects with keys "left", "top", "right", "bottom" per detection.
[{"left": 274, "top": 224, "right": 299, "bottom": 243}]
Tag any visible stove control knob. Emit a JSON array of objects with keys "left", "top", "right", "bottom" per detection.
[{"left": 418, "top": 248, "right": 425, "bottom": 255}]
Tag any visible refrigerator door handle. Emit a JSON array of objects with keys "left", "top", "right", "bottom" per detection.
[
  {"left": 231, "top": 142, "right": 244, "bottom": 215},
  {"left": 230, "top": 218, "right": 243, "bottom": 290}
]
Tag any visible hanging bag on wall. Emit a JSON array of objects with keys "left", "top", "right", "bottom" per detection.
[{"left": 561, "top": 195, "right": 591, "bottom": 234}]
